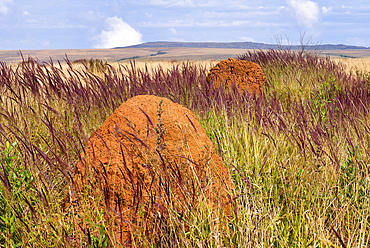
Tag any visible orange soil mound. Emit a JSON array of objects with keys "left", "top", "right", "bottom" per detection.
[
  {"left": 206, "top": 58, "right": 266, "bottom": 94},
  {"left": 70, "top": 95, "right": 235, "bottom": 245}
]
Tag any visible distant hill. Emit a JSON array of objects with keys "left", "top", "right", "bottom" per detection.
[{"left": 117, "top": 41, "right": 369, "bottom": 50}]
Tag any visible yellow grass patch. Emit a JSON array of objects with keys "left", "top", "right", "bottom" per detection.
[{"left": 332, "top": 57, "right": 370, "bottom": 74}]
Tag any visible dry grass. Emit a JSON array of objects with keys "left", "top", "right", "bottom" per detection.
[
  {"left": 115, "top": 60, "right": 219, "bottom": 72},
  {"left": 1, "top": 50, "right": 370, "bottom": 247},
  {"left": 332, "top": 57, "right": 370, "bottom": 74},
  {"left": 0, "top": 47, "right": 250, "bottom": 63},
  {"left": 12, "top": 55, "right": 370, "bottom": 78}
]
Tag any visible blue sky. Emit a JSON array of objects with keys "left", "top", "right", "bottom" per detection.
[{"left": 0, "top": 0, "right": 369, "bottom": 50}]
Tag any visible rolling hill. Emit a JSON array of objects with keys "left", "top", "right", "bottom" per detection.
[{"left": 119, "top": 41, "right": 370, "bottom": 50}]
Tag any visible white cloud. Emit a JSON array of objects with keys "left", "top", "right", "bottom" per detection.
[
  {"left": 146, "top": 0, "right": 251, "bottom": 8},
  {"left": 149, "top": 0, "right": 194, "bottom": 7},
  {"left": 94, "top": 16, "right": 143, "bottom": 48},
  {"left": 142, "top": 19, "right": 251, "bottom": 28},
  {"left": 321, "top": 6, "right": 332, "bottom": 14},
  {"left": 82, "top": 10, "right": 102, "bottom": 22},
  {"left": 241, "top": 37, "right": 255, "bottom": 42},
  {"left": 23, "top": 10, "right": 30, "bottom": 16},
  {"left": 345, "top": 37, "right": 370, "bottom": 47},
  {"left": 0, "top": 0, "right": 13, "bottom": 15},
  {"left": 286, "top": 0, "right": 320, "bottom": 28},
  {"left": 145, "top": 0, "right": 256, "bottom": 8},
  {"left": 169, "top": 28, "right": 177, "bottom": 35}
]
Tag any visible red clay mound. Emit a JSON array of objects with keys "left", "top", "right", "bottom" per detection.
[
  {"left": 70, "top": 95, "right": 235, "bottom": 245},
  {"left": 206, "top": 58, "right": 266, "bottom": 94}
]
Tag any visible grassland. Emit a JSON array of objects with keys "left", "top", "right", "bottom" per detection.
[
  {"left": 2, "top": 46, "right": 370, "bottom": 64},
  {"left": 0, "top": 48, "right": 252, "bottom": 64},
  {"left": 1, "top": 49, "right": 370, "bottom": 247}
]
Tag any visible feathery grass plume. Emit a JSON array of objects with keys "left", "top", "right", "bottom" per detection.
[{"left": 0, "top": 50, "right": 369, "bottom": 246}]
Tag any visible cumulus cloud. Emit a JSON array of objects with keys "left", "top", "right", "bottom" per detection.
[
  {"left": 23, "top": 10, "right": 30, "bottom": 16},
  {"left": 286, "top": 0, "right": 320, "bottom": 28},
  {"left": 321, "top": 6, "right": 332, "bottom": 14},
  {"left": 0, "top": 0, "right": 13, "bottom": 15},
  {"left": 94, "top": 16, "right": 142, "bottom": 48}
]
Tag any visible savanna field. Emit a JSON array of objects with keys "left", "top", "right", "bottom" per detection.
[{"left": 1, "top": 49, "right": 370, "bottom": 247}]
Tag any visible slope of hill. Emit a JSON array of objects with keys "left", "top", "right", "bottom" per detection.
[{"left": 119, "top": 41, "right": 370, "bottom": 50}]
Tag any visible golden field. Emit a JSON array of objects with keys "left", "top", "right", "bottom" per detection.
[
  {"left": 332, "top": 57, "right": 370, "bottom": 74},
  {"left": 1, "top": 47, "right": 369, "bottom": 78}
]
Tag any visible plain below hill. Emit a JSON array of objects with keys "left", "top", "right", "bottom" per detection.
[{"left": 1, "top": 42, "right": 370, "bottom": 63}]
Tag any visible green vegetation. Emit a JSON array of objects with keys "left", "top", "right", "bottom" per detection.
[
  {"left": 116, "top": 51, "right": 167, "bottom": 61},
  {"left": 73, "top": 58, "right": 109, "bottom": 73},
  {"left": 150, "top": 51, "right": 167, "bottom": 57},
  {"left": 1, "top": 50, "right": 369, "bottom": 247}
]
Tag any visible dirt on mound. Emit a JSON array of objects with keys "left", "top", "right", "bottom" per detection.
[
  {"left": 206, "top": 57, "right": 266, "bottom": 94},
  {"left": 69, "top": 95, "right": 235, "bottom": 245}
]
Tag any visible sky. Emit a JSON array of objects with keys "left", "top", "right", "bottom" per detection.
[{"left": 0, "top": 0, "right": 369, "bottom": 50}]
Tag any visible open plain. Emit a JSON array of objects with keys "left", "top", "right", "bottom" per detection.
[{"left": 1, "top": 47, "right": 370, "bottom": 63}]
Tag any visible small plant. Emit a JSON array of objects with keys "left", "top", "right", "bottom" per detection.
[
  {"left": 0, "top": 141, "right": 18, "bottom": 246},
  {"left": 89, "top": 209, "right": 110, "bottom": 248},
  {"left": 73, "top": 58, "right": 108, "bottom": 73},
  {"left": 155, "top": 99, "right": 167, "bottom": 152},
  {"left": 356, "top": 69, "right": 370, "bottom": 86},
  {"left": 0, "top": 141, "right": 34, "bottom": 247},
  {"left": 340, "top": 145, "right": 367, "bottom": 199}
]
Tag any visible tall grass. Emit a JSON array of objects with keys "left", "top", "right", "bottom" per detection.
[{"left": 0, "top": 51, "right": 369, "bottom": 247}]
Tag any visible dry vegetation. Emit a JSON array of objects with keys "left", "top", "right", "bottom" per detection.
[
  {"left": 1, "top": 51, "right": 370, "bottom": 247},
  {"left": 332, "top": 57, "right": 370, "bottom": 74},
  {"left": 116, "top": 59, "right": 219, "bottom": 71}
]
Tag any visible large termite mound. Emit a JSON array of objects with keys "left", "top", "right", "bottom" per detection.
[
  {"left": 206, "top": 58, "right": 266, "bottom": 94},
  {"left": 70, "top": 95, "right": 235, "bottom": 245}
]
